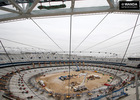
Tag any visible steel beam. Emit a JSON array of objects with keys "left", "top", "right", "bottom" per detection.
[
  {"left": 107, "top": 0, "right": 114, "bottom": 8},
  {"left": 0, "top": 6, "right": 140, "bottom": 22},
  {"left": 0, "top": 7, "right": 20, "bottom": 14},
  {"left": 26, "top": 0, "right": 40, "bottom": 14},
  {"left": 71, "top": 0, "right": 75, "bottom": 10},
  {"left": 7, "top": 0, "right": 23, "bottom": 12},
  {"left": 0, "top": 6, "right": 110, "bottom": 22},
  {"left": 26, "top": 3, "right": 30, "bottom": 11}
]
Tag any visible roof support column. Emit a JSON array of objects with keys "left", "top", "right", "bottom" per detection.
[
  {"left": 26, "top": 0, "right": 40, "bottom": 14},
  {"left": 71, "top": 0, "right": 75, "bottom": 11},
  {"left": 7, "top": 0, "right": 23, "bottom": 12},
  {"left": 107, "top": 0, "right": 115, "bottom": 8}
]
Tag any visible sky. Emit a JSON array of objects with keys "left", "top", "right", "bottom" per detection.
[{"left": 0, "top": 0, "right": 140, "bottom": 58}]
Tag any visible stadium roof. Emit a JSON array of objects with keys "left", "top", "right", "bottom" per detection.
[{"left": 0, "top": 0, "right": 140, "bottom": 58}]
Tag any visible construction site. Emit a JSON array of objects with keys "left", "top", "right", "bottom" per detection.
[
  {"left": 36, "top": 70, "right": 112, "bottom": 94},
  {"left": 0, "top": 0, "right": 140, "bottom": 100}
]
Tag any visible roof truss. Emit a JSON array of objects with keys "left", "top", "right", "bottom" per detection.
[{"left": 0, "top": 0, "right": 139, "bottom": 22}]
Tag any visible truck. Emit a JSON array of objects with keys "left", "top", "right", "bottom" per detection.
[
  {"left": 59, "top": 76, "right": 67, "bottom": 81},
  {"left": 59, "top": 75, "right": 73, "bottom": 81}
]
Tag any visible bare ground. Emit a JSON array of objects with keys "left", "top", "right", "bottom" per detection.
[{"left": 36, "top": 70, "right": 112, "bottom": 94}]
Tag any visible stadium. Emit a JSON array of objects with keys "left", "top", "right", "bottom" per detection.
[{"left": 0, "top": 0, "right": 140, "bottom": 100}]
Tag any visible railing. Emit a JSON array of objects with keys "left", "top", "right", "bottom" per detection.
[
  {"left": 91, "top": 82, "right": 134, "bottom": 100},
  {"left": 0, "top": 60, "right": 126, "bottom": 68}
]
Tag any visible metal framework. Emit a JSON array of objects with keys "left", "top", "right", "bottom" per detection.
[{"left": 0, "top": 0, "right": 140, "bottom": 22}]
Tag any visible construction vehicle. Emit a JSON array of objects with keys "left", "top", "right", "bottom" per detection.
[
  {"left": 94, "top": 75, "right": 101, "bottom": 79},
  {"left": 76, "top": 64, "right": 80, "bottom": 72},
  {"left": 87, "top": 75, "right": 95, "bottom": 80},
  {"left": 87, "top": 92, "right": 93, "bottom": 96},
  {"left": 76, "top": 94, "right": 81, "bottom": 98},
  {"left": 59, "top": 75, "right": 73, "bottom": 81},
  {"left": 59, "top": 76, "right": 67, "bottom": 81},
  {"left": 54, "top": 94, "right": 61, "bottom": 99},
  {"left": 38, "top": 80, "right": 45, "bottom": 87},
  {"left": 87, "top": 74, "right": 100, "bottom": 80},
  {"left": 71, "top": 81, "right": 80, "bottom": 87},
  {"left": 65, "top": 95, "right": 71, "bottom": 99},
  {"left": 73, "top": 84, "right": 87, "bottom": 92},
  {"left": 48, "top": 92, "right": 53, "bottom": 97},
  {"left": 73, "top": 73, "right": 87, "bottom": 92}
]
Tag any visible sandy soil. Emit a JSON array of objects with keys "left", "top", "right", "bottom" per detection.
[{"left": 36, "top": 70, "right": 112, "bottom": 94}]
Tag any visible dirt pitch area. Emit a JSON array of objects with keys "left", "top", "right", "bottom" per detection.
[{"left": 36, "top": 70, "right": 112, "bottom": 94}]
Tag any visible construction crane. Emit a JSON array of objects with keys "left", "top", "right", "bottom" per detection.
[
  {"left": 76, "top": 64, "right": 80, "bottom": 72},
  {"left": 73, "top": 73, "right": 87, "bottom": 92}
]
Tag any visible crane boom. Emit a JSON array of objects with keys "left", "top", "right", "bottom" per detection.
[{"left": 80, "top": 73, "right": 87, "bottom": 86}]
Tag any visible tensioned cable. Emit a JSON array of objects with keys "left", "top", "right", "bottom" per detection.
[
  {"left": 0, "top": 37, "right": 47, "bottom": 50},
  {"left": 30, "top": 18, "right": 64, "bottom": 52},
  {"left": 97, "top": 35, "right": 140, "bottom": 52},
  {"left": 110, "top": 13, "right": 140, "bottom": 84},
  {"left": 73, "top": 12, "right": 110, "bottom": 51},
  {"left": 0, "top": 40, "right": 43, "bottom": 100},
  {"left": 82, "top": 23, "right": 140, "bottom": 51},
  {"left": 103, "top": 40, "right": 140, "bottom": 53}
]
